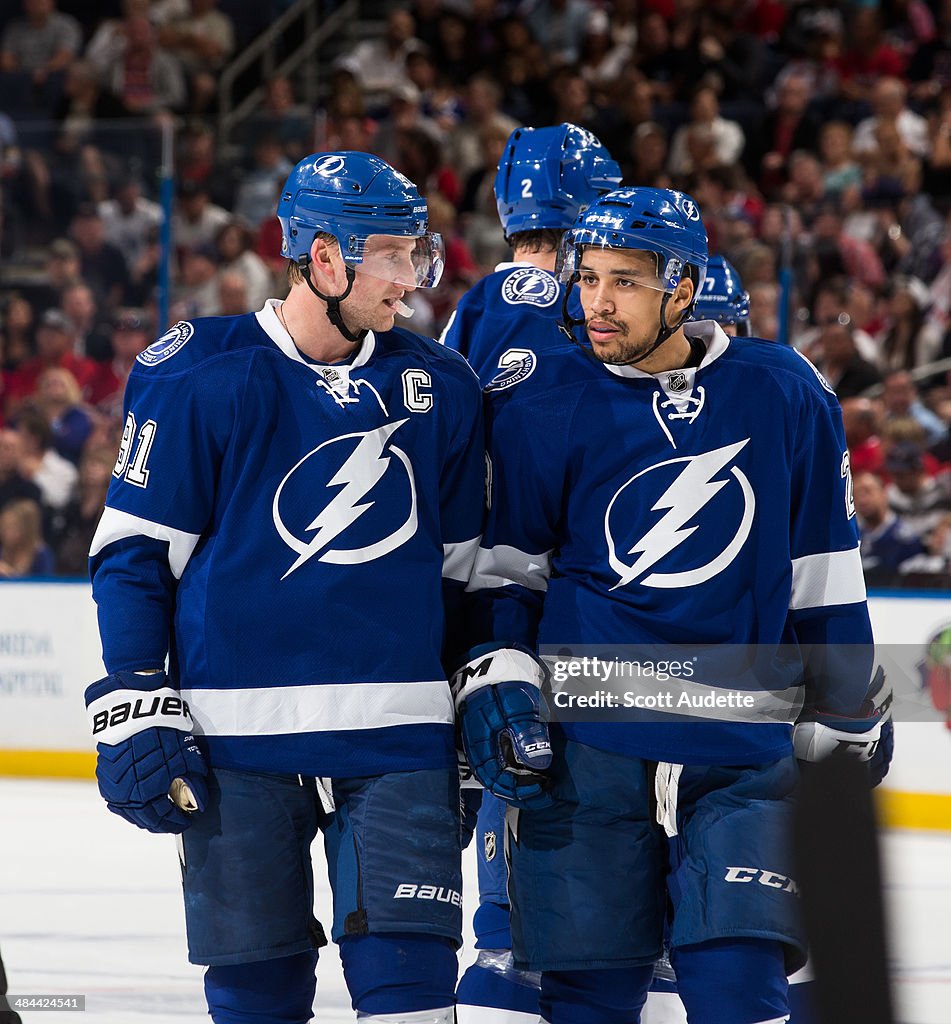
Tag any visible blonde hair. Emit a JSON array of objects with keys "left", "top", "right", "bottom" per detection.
[
  {"left": 0, "top": 498, "right": 43, "bottom": 551},
  {"left": 286, "top": 232, "right": 339, "bottom": 286}
]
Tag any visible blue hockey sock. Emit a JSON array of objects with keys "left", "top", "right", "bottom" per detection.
[
  {"left": 340, "top": 933, "right": 457, "bottom": 1015},
  {"left": 204, "top": 950, "right": 318, "bottom": 1024},
  {"left": 671, "top": 937, "right": 789, "bottom": 1024},
  {"left": 540, "top": 965, "right": 653, "bottom": 1024}
]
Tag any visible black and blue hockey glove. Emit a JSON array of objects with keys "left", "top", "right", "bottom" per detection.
[
  {"left": 452, "top": 644, "right": 553, "bottom": 809},
  {"left": 793, "top": 666, "right": 894, "bottom": 787},
  {"left": 85, "top": 670, "right": 208, "bottom": 833}
]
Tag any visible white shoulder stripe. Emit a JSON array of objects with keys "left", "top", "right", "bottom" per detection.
[
  {"left": 466, "top": 544, "right": 553, "bottom": 593},
  {"left": 443, "top": 537, "right": 480, "bottom": 582},
  {"left": 790, "top": 546, "right": 866, "bottom": 610},
  {"left": 182, "top": 680, "right": 452, "bottom": 736},
  {"left": 89, "top": 507, "right": 201, "bottom": 580}
]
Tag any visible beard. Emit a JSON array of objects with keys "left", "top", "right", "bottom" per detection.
[{"left": 585, "top": 316, "right": 657, "bottom": 366}]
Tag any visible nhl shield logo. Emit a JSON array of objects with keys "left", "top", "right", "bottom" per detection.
[
  {"left": 484, "top": 830, "right": 497, "bottom": 862},
  {"left": 665, "top": 371, "right": 689, "bottom": 393}
]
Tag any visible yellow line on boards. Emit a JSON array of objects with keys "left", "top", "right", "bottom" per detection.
[{"left": 0, "top": 752, "right": 949, "bottom": 831}]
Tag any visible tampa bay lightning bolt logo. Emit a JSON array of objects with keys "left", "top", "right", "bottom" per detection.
[
  {"left": 605, "top": 439, "right": 754, "bottom": 590},
  {"left": 501, "top": 268, "right": 559, "bottom": 308},
  {"left": 314, "top": 154, "right": 346, "bottom": 177},
  {"left": 272, "top": 420, "right": 417, "bottom": 579},
  {"left": 136, "top": 321, "right": 194, "bottom": 366}
]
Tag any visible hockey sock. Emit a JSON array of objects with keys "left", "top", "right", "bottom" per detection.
[
  {"left": 540, "top": 964, "right": 654, "bottom": 1024},
  {"left": 671, "top": 937, "right": 788, "bottom": 1024},
  {"left": 203, "top": 950, "right": 318, "bottom": 1024},
  {"left": 340, "top": 933, "right": 457, "bottom": 1017}
]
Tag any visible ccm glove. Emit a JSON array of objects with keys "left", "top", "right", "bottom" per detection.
[
  {"left": 85, "top": 670, "right": 208, "bottom": 833},
  {"left": 794, "top": 666, "right": 894, "bottom": 787},
  {"left": 452, "top": 644, "right": 553, "bottom": 808}
]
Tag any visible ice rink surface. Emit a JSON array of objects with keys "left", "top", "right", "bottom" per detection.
[{"left": 1, "top": 779, "right": 948, "bottom": 1023}]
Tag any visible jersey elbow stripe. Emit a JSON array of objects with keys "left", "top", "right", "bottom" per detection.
[
  {"left": 789, "top": 546, "right": 866, "bottom": 610},
  {"left": 181, "top": 680, "right": 453, "bottom": 736},
  {"left": 442, "top": 537, "right": 481, "bottom": 581},
  {"left": 466, "top": 544, "right": 553, "bottom": 592},
  {"left": 89, "top": 507, "right": 201, "bottom": 579}
]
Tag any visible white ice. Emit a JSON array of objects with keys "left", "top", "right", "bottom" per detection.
[{"left": 1, "top": 779, "right": 948, "bottom": 1023}]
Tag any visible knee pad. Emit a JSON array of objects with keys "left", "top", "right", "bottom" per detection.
[
  {"left": 340, "top": 933, "right": 457, "bottom": 1017},
  {"left": 204, "top": 951, "right": 318, "bottom": 1024},
  {"left": 540, "top": 965, "right": 653, "bottom": 1024},
  {"left": 671, "top": 938, "right": 789, "bottom": 1024}
]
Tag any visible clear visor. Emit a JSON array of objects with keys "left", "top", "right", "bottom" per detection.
[
  {"left": 555, "top": 234, "right": 687, "bottom": 294},
  {"left": 341, "top": 232, "right": 445, "bottom": 289}
]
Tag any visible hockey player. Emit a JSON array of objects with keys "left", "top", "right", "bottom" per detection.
[
  {"left": 443, "top": 123, "right": 620, "bottom": 1024},
  {"left": 453, "top": 187, "right": 893, "bottom": 1024},
  {"left": 441, "top": 122, "right": 621, "bottom": 382},
  {"left": 84, "top": 152, "right": 485, "bottom": 1024},
  {"left": 690, "top": 254, "right": 751, "bottom": 337}
]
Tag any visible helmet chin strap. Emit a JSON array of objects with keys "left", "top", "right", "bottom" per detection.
[{"left": 299, "top": 256, "right": 367, "bottom": 345}]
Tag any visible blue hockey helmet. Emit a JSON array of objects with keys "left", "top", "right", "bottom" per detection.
[
  {"left": 558, "top": 187, "right": 708, "bottom": 297},
  {"left": 277, "top": 151, "right": 444, "bottom": 288},
  {"left": 494, "top": 123, "right": 622, "bottom": 239},
  {"left": 691, "top": 254, "right": 751, "bottom": 334}
]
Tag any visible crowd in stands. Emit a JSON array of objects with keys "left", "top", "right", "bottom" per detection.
[{"left": 1, "top": 0, "right": 951, "bottom": 583}]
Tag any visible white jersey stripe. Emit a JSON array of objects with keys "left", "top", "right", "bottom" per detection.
[
  {"left": 182, "top": 679, "right": 452, "bottom": 737},
  {"left": 443, "top": 537, "right": 481, "bottom": 582},
  {"left": 89, "top": 507, "right": 201, "bottom": 580},
  {"left": 790, "top": 546, "right": 866, "bottom": 610},
  {"left": 466, "top": 544, "right": 553, "bottom": 593}
]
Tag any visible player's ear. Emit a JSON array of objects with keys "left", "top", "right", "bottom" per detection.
[
  {"left": 309, "top": 236, "right": 342, "bottom": 288},
  {"left": 668, "top": 275, "right": 695, "bottom": 324}
]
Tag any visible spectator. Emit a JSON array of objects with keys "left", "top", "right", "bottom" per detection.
[
  {"left": 101, "top": 14, "right": 186, "bottom": 119},
  {"left": 0, "top": 296, "right": 36, "bottom": 374},
  {"left": 0, "top": 427, "right": 42, "bottom": 512},
  {"left": 578, "top": 8, "right": 632, "bottom": 94},
  {"left": 884, "top": 442, "right": 951, "bottom": 541},
  {"left": 240, "top": 76, "right": 312, "bottom": 163},
  {"left": 842, "top": 396, "right": 886, "bottom": 475},
  {"left": 173, "top": 243, "right": 219, "bottom": 318},
  {"left": 525, "top": 0, "right": 595, "bottom": 69},
  {"left": 812, "top": 319, "right": 882, "bottom": 400},
  {"left": 88, "top": 307, "right": 151, "bottom": 417},
  {"left": 882, "top": 370, "right": 948, "bottom": 446},
  {"left": 337, "top": 7, "right": 423, "bottom": 97},
  {"left": 213, "top": 220, "right": 271, "bottom": 311},
  {"left": 6, "top": 309, "right": 96, "bottom": 408},
  {"left": 669, "top": 86, "right": 745, "bottom": 178},
  {"left": 172, "top": 180, "right": 230, "bottom": 253},
  {"left": 0, "top": 497, "right": 54, "bottom": 578},
  {"left": 449, "top": 73, "right": 518, "bottom": 184},
  {"left": 459, "top": 121, "right": 513, "bottom": 272},
  {"left": 85, "top": 0, "right": 153, "bottom": 74},
  {"left": 854, "top": 469, "right": 925, "bottom": 583},
  {"left": 215, "top": 270, "right": 251, "bottom": 316},
  {"left": 14, "top": 404, "right": 79, "bottom": 511},
  {"left": 853, "top": 77, "right": 930, "bottom": 160},
  {"left": 748, "top": 281, "right": 780, "bottom": 341},
  {"left": 833, "top": 7, "right": 906, "bottom": 109},
  {"left": 155, "top": 0, "right": 236, "bottom": 114},
  {"left": 60, "top": 282, "right": 112, "bottom": 363},
  {"left": 35, "top": 366, "right": 93, "bottom": 465},
  {"left": 69, "top": 204, "right": 131, "bottom": 309},
  {"left": 627, "top": 121, "right": 671, "bottom": 190},
  {"left": 754, "top": 72, "right": 821, "bottom": 193},
  {"left": 48, "top": 443, "right": 115, "bottom": 576},
  {"left": 98, "top": 177, "right": 163, "bottom": 272},
  {"left": 781, "top": 150, "right": 827, "bottom": 225},
  {"left": 29, "top": 237, "right": 83, "bottom": 312},
  {"left": 818, "top": 121, "right": 861, "bottom": 198},
  {"left": 232, "top": 135, "right": 292, "bottom": 230},
  {"left": 897, "top": 512, "right": 951, "bottom": 582},
  {"left": 0, "top": 0, "right": 82, "bottom": 115}
]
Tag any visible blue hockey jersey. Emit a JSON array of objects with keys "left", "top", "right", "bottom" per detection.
[
  {"left": 90, "top": 300, "right": 485, "bottom": 778},
  {"left": 440, "top": 262, "right": 583, "bottom": 384},
  {"left": 466, "top": 322, "right": 874, "bottom": 765}
]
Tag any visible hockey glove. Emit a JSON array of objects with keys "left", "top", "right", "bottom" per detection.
[
  {"left": 793, "top": 666, "right": 894, "bottom": 787},
  {"left": 85, "top": 670, "right": 209, "bottom": 833},
  {"left": 452, "top": 644, "right": 553, "bottom": 809}
]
